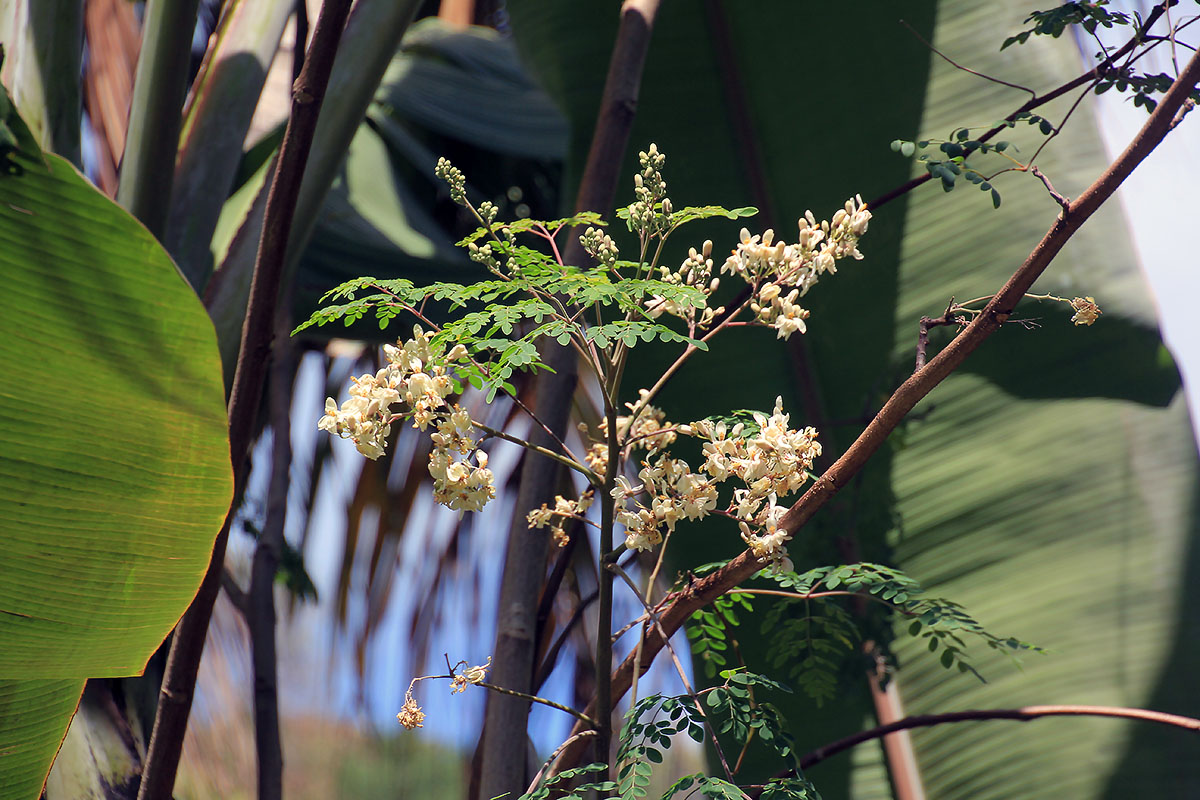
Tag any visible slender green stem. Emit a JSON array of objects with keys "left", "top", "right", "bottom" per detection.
[
  {"left": 474, "top": 421, "right": 599, "bottom": 485},
  {"left": 477, "top": 682, "right": 598, "bottom": 726},
  {"left": 623, "top": 289, "right": 757, "bottom": 436},
  {"left": 610, "top": 563, "right": 736, "bottom": 782},
  {"left": 628, "top": 527, "right": 672, "bottom": 707}
]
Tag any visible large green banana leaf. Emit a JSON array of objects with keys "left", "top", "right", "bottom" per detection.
[
  {"left": 0, "top": 95, "right": 231, "bottom": 798},
  {"left": 504, "top": 1, "right": 1196, "bottom": 798}
]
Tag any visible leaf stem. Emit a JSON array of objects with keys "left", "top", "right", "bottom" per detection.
[{"left": 474, "top": 421, "right": 599, "bottom": 485}]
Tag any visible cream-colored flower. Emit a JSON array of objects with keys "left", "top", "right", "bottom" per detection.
[
  {"left": 1069, "top": 296, "right": 1101, "bottom": 326},
  {"left": 430, "top": 448, "right": 496, "bottom": 513},
  {"left": 451, "top": 657, "right": 491, "bottom": 694}
]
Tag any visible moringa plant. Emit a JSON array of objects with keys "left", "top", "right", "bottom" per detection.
[{"left": 300, "top": 145, "right": 1097, "bottom": 798}]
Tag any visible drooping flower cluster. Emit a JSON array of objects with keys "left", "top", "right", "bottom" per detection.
[
  {"left": 527, "top": 490, "right": 595, "bottom": 548},
  {"left": 724, "top": 198, "right": 872, "bottom": 339},
  {"left": 318, "top": 328, "right": 495, "bottom": 513},
  {"left": 612, "top": 457, "right": 720, "bottom": 552},
  {"left": 588, "top": 394, "right": 819, "bottom": 560},
  {"left": 687, "top": 397, "right": 822, "bottom": 563},
  {"left": 397, "top": 688, "right": 425, "bottom": 730},
  {"left": 450, "top": 657, "right": 491, "bottom": 694}
]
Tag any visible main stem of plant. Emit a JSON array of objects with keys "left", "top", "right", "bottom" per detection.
[
  {"left": 476, "top": 2, "right": 660, "bottom": 798},
  {"left": 595, "top": 398, "right": 620, "bottom": 772},
  {"left": 136, "top": 3, "right": 352, "bottom": 798}
]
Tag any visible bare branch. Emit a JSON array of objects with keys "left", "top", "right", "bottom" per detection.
[
  {"left": 796, "top": 705, "right": 1200, "bottom": 770},
  {"left": 901, "top": 18, "right": 1036, "bottom": 98}
]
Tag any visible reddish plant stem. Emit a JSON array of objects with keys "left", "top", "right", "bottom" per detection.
[
  {"left": 135, "top": 3, "right": 353, "bottom": 798},
  {"left": 796, "top": 705, "right": 1200, "bottom": 771},
  {"left": 549, "top": 43, "right": 1200, "bottom": 779}
]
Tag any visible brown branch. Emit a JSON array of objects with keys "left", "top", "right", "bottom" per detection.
[
  {"left": 797, "top": 705, "right": 1200, "bottom": 770},
  {"left": 550, "top": 42, "right": 1200, "bottom": 779},
  {"left": 247, "top": 313, "right": 297, "bottom": 800},
  {"left": 136, "top": 3, "right": 354, "bottom": 798},
  {"left": 915, "top": 298, "right": 962, "bottom": 371}
]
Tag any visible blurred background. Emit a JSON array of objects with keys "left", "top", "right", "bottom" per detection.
[{"left": 28, "top": 0, "right": 1200, "bottom": 797}]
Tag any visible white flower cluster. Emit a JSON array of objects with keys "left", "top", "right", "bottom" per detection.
[
  {"left": 583, "top": 394, "right": 677, "bottom": 477},
  {"left": 602, "top": 394, "right": 818, "bottom": 560},
  {"left": 612, "top": 457, "right": 719, "bottom": 552},
  {"left": 724, "top": 197, "right": 872, "bottom": 339},
  {"left": 318, "top": 328, "right": 495, "bottom": 513},
  {"left": 1069, "top": 296, "right": 1101, "bottom": 326},
  {"left": 686, "top": 397, "right": 821, "bottom": 563}
]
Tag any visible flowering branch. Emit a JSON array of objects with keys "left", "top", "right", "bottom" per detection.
[{"left": 547, "top": 41, "right": 1200, "bottom": 779}]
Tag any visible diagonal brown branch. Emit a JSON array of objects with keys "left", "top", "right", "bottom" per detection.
[
  {"left": 136, "top": 2, "right": 354, "bottom": 797},
  {"left": 549, "top": 42, "right": 1200, "bottom": 779}
]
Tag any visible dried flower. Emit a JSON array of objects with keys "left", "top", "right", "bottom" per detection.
[
  {"left": 397, "top": 689, "right": 425, "bottom": 730},
  {"left": 1069, "top": 296, "right": 1101, "bottom": 326}
]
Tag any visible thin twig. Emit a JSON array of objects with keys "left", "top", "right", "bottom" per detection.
[
  {"left": 915, "top": 298, "right": 961, "bottom": 371},
  {"left": 524, "top": 730, "right": 599, "bottom": 797},
  {"left": 901, "top": 18, "right": 1036, "bottom": 98},
  {"left": 867, "top": 3, "right": 1171, "bottom": 211},
  {"left": 534, "top": 590, "right": 600, "bottom": 692},
  {"left": 476, "top": 681, "right": 598, "bottom": 727},
  {"left": 796, "top": 705, "right": 1200, "bottom": 770},
  {"left": 1031, "top": 166, "right": 1070, "bottom": 212},
  {"left": 609, "top": 564, "right": 737, "bottom": 783},
  {"left": 474, "top": 421, "right": 598, "bottom": 484},
  {"left": 1170, "top": 97, "right": 1196, "bottom": 130}
]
